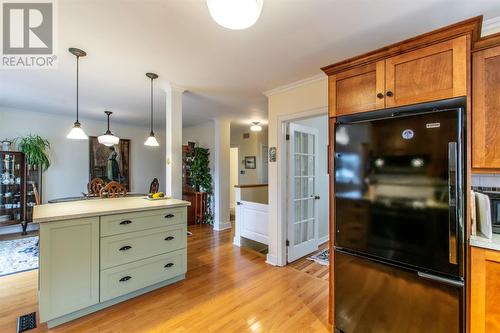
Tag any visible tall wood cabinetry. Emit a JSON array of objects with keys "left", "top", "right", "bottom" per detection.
[
  {"left": 471, "top": 246, "right": 500, "bottom": 333},
  {"left": 321, "top": 17, "right": 482, "bottom": 328},
  {"left": 472, "top": 41, "right": 500, "bottom": 172},
  {"left": 327, "top": 36, "right": 468, "bottom": 117}
]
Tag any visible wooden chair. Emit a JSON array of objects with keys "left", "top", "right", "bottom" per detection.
[
  {"left": 149, "top": 178, "right": 160, "bottom": 194},
  {"left": 87, "top": 178, "right": 104, "bottom": 197},
  {"left": 100, "top": 181, "right": 127, "bottom": 198}
]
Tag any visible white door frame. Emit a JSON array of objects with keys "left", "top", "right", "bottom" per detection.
[{"left": 275, "top": 107, "right": 328, "bottom": 266}]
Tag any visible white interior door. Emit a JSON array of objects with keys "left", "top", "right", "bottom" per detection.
[{"left": 287, "top": 123, "right": 319, "bottom": 263}]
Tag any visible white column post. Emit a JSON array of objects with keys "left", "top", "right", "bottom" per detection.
[
  {"left": 213, "top": 117, "right": 232, "bottom": 231},
  {"left": 164, "top": 83, "right": 185, "bottom": 199},
  {"left": 233, "top": 187, "right": 242, "bottom": 246}
]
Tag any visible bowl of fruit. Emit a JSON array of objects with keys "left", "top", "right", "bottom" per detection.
[{"left": 146, "top": 192, "right": 170, "bottom": 200}]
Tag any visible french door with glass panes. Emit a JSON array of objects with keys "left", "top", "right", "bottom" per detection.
[{"left": 287, "top": 123, "right": 319, "bottom": 263}]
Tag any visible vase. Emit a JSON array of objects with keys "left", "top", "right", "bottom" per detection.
[{"left": 1, "top": 141, "right": 11, "bottom": 151}]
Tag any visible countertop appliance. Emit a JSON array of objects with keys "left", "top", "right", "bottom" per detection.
[
  {"left": 473, "top": 186, "right": 500, "bottom": 234},
  {"left": 334, "top": 99, "right": 466, "bottom": 333}
]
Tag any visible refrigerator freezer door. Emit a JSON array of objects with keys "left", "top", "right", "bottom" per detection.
[
  {"left": 334, "top": 109, "right": 463, "bottom": 277},
  {"left": 334, "top": 250, "right": 462, "bottom": 333}
]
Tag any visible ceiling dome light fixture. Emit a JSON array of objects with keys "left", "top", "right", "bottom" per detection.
[
  {"left": 98, "top": 111, "right": 120, "bottom": 146},
  {"left": 250, "top": 122, "right": 262, "bottom": 132},
  {"left": 207, "top": 0, "right": 263, "bottom": 30},
  {"left": 144, "top": 72, "right": 160, "bottom": 147},
  {"left": 67, "top": 48, "right": 88, "bottom": 140}
]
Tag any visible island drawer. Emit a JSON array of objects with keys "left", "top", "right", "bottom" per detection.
[
  {"left": 100, "top": 207, "right": 186, "bottom": 237},
  {"left": 100, "top": 249, "right": 186, "bottom": 302},
  {"left": 101, "top": 224, "right": 186, "bottom": 269}
]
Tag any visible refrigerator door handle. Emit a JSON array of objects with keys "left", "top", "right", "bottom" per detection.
[
  {"left": 448, "top": 142, "right": 458, "bottom": 265},
  {"left": 417, "top": 271, "right": 464, "bottom": 287}
]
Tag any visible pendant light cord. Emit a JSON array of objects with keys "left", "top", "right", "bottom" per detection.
[
  {"left": 76, "top": 55, "right": 79, "bottom": 124},
  {"left": 150, "top": 77, "right": 154, "bottom": 134}
]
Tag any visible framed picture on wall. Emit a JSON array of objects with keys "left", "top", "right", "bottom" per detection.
[
  {"left": 89, "top": 137, "right": 130, "bottom": 190},
  {"left": 244, "top": 156, "right": 256, "bottom": 169}
]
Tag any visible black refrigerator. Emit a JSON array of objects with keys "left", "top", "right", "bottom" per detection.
[{"left": 333, "top": 99, "right": 466, "bottom": 333}]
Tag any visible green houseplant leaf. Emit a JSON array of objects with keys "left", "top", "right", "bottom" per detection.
[
  {"left": 18, "top": 134, "right": 51, "bottom": 171},
  {"left": 188, "top": 147, "right": 214, "bottom": 224}
]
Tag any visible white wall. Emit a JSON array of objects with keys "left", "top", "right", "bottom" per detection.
[
  {"left": 182, "top": 120, "right": 215, "bottom": 182},
  {"left": 0, "top": 108, "right": 166, "bottom": 203},
  {"left": 266, "top": 76, "right": 328, "bottom": 266},
  {"left": 230, "top": 127, "right": 268, "bottom": 185},
  {"left": 293, "top": 115, "right": 329, "bottom": 242},
  {"left": 230, "top": 147, "right": 239, "bottom": 210}
]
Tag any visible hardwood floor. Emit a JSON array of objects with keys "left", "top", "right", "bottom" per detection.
[
  {"left": 0, "top": 224, "right": 330, "bottom": 332},
  {"left": 289, "top": 244, "right": 329, "bottom": 281}
]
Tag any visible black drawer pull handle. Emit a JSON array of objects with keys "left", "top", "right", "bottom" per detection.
[
  {"left": 119, "top": 245, "right": 132, "bottom": 251},
  {"left": 164, "top": 263, "right": 174, "bottom": 268},
  {"left": 164, "top": 236, "right": 175, "bottom": 241},
  {"left": 119, "top": 276, "right": 132, "bottom": 282},
  {"left": 164, "top": 214, "right": 175, "bottom": 219},
  {"left": 120, "top": 220, "right": 132, "bottom": 225}
]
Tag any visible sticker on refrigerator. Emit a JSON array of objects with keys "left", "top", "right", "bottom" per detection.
[
  {"left": 402, "top": 129, "right": 414, "bottom": 140},
  {"left": 426, "top": 123, "right": 441, "bottom": 129}
]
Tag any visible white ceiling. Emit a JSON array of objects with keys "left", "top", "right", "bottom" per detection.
[{"left": 1, "top": 0, "right": 499, "bottom": 128}]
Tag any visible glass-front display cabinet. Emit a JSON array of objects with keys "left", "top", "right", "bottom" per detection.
[
  {"left": 0, "top": 151, "right": 42, "bottom": 234},
  {"left": 0, "top": 152, "right": 25, "bottom": 230}
]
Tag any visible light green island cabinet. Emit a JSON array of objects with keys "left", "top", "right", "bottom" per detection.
[{"left": 34, "top": 197, "right": 190, "bottom": 328}]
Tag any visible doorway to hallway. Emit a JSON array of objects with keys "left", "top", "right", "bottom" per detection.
[{"left": 284, "top": 114, "right": 330, "bottom": 264}]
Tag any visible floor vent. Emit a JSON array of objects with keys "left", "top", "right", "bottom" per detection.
[{"left": 17, "top": 312, "right": 36, "bottom": 332}]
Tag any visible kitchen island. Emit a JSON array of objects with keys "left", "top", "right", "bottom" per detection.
[{"left": 33, "top": 197, "right": 190, "bottom": 328}]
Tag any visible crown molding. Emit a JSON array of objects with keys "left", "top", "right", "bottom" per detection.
[
  {"left": 482, "top": 16, "right": 500, "bottom": 36},
  {"left": 263, "top": 73, "right": 327, "bottom": 97}
]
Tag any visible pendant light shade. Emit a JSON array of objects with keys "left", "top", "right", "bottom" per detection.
[
  {"left": 144, "top": 73, "right": 160, "bottom": 147},
  {"left": 250, "top": 122, "right": 262, "bottom": 132},
  {"left": 67, "top": 122, "right": 88, "bottom": 140},
  {"left": 144, "top": 135, "right": 159, "bottom": 147},
  {"left": 207, "top": 0, "right": 263, "bottom": 30},
  {"left": 67, "top": 48, "right": 88, "bottom": 140},
  {"left": 98, "top": 111, "right": 120, "bottom": 146}
]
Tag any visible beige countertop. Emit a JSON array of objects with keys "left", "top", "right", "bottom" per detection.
[
  {"left": 470, "top": 233, "right": 500, "bottom": 252},
  {"left": 33, "top": 197, "right": 190, "bottom": 223}
]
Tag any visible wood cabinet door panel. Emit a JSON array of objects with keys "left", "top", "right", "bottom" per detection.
[
  {"left": 385, "top": 36, "right": 467, "bottom": 107},
  {"left": 471, "top": 247, "right": 500, "bottom": 333},
  {"left": 329, "top": 61, "right": 385, "bottom": 116},
  {"left": 472, "top": 45, "right": 500, "bottom": 170}
]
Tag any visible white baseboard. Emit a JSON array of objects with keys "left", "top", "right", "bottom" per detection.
[
  {"left": 233, "top": 236, "right": 241, "bottom": 247},
  {"left": 0, "top": 223, "right": 39, "bottom": 236},
  {"left": 214, "top": 221, "right": 232, "bottom": 231},
  {"left": 266, "top": 253, "right": 278, "bottom": 266},
  {"left": 318, "top": 235, "right": 329, "bottom": 246}
]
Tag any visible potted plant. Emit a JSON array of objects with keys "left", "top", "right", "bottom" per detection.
[
  {"left": 188, "top": 147, "right": 213, "bottom": 224},
  {"left": 17, "top": 134, "right": 51, "bottom": 171}
]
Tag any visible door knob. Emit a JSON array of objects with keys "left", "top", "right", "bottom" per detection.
[
  {"left": 376, "top": 93, "right": 384, "bottom": 99},
  {"left": 386, "top": 91, "right": 394, "bottom": 97}
]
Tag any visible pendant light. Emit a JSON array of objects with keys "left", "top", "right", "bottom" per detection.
[
  {"left": 207, "top": 0, "right": 263, "bottom": 30},
  {"left": 67, "top": 48, "right": 88, "bottom": 140},
  {"left": 250, "top": 122, "right": 262, "bottom": 132},
  {"left": 144, "top": 72, "right": 160, "bottom": 147},
  {"left": 98, "top": 111, "right": 120, "bottom": 146}
]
